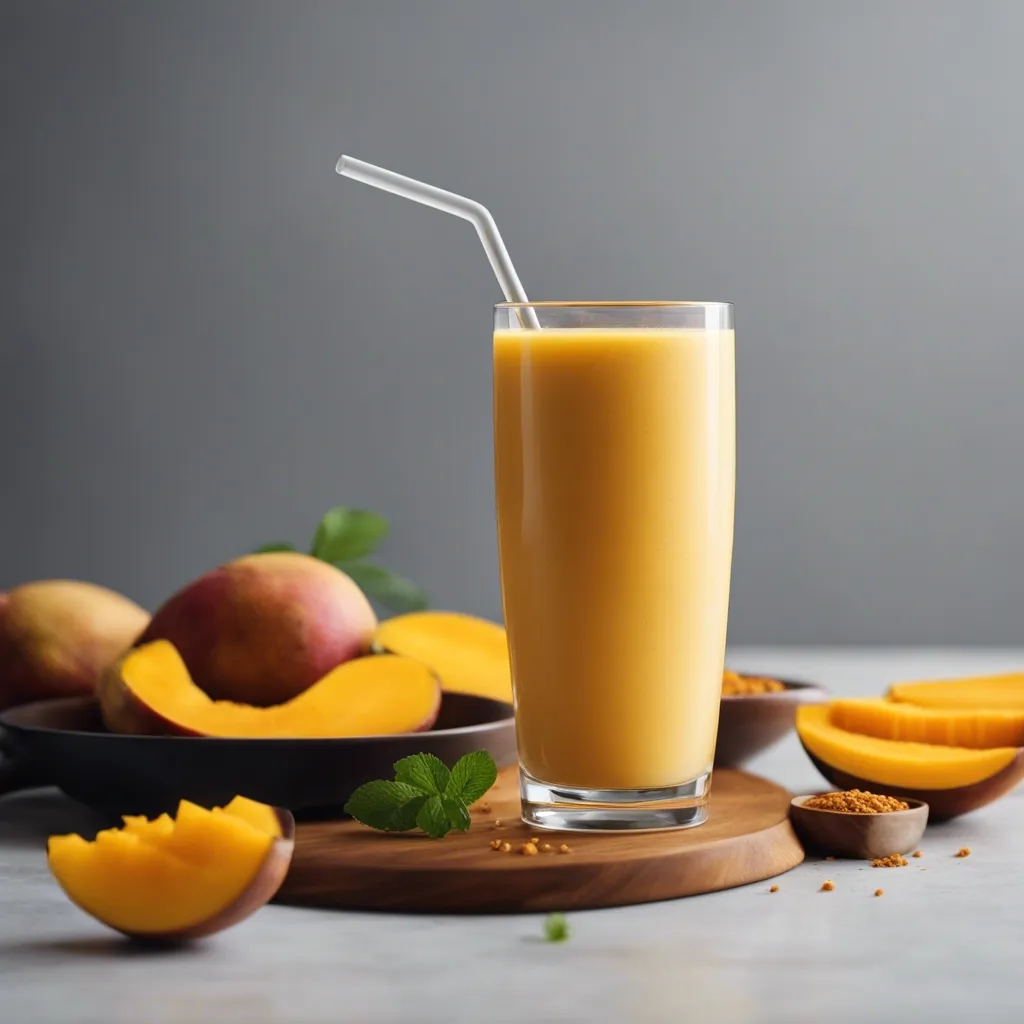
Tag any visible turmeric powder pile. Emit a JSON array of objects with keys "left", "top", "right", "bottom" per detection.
[
  {"left": 722, "top": 670, "right": 785, "bottom": 696},
  {"left": 803, "top": 789, "right": 909, "bottom": 814},
  {"left": 871, "top": 853, "right": 909, "bottom": 868}
]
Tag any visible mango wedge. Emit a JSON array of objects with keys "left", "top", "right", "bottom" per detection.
[
  {"left": 829, "top": 697, "right": 1024, "bottom": 750},
  {"left": 888, "top": 673, "right": 1024, "bottom": 710},
  {"left": 796, "top": 704, "right": 1020, "bottom": 790}
]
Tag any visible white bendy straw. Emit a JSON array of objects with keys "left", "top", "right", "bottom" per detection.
[{"left": 336, "top": 155, "right": 541, "bottom": 330}]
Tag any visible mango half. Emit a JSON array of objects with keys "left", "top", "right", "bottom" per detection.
[
  {"left": 47, "top": 796, "right": 294, "bottom": 941},
  {"left": 98, "top": 639, "right": 441, "bottom": 738},
  {"left": 372, "top": 611, "right": 512, "bottom": 704}
]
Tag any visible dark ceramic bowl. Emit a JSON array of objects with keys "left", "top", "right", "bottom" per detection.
[
  {"left": 0, "top": 693, "right": 517, "bottom": 822},
  {"left": 714, "top": 677, "right": 830, "bottom": 768}
]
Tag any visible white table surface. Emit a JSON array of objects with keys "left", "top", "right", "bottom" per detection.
[{"left": 2, "top": 647, "right": 1023, "bottom": 1023}]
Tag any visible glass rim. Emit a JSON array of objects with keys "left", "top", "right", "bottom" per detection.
[{"left": 494, "top": 300, "right": 732, "bottom": 310}]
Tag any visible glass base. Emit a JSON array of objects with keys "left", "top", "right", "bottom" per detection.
[{"left": 519, "top": 768, "right": 712, "bottom": 833}]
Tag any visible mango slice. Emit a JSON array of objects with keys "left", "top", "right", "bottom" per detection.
[
  {"left": 220, "top": 795, "right": 285, "bottom": 837},
  {"left": 47, "top": 796, "right": 294, "bottom": 940},
  {"left": 888, "top": 673, "right": 1024, "bottom": 710},
  {"left": 829, "top": 697, "right": 1024, "bottom": 749},
  {"left": 99, "top": 639, "right": 441, "bottom": 738},
  {"left": 372, "top": 611, "right": 512, "bottom": 704},
  {"left": 795, "top": 704, "right": 1020, "bottom": 790}
]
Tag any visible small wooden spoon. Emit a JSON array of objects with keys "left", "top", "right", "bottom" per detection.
[{"left": 789, "top": 794, "right": 929, "bottom": 860}]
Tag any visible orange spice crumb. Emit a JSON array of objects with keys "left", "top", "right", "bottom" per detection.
[
  {"left": 489, "top": 839, "right": 502, "bottom": 851},
  {"left": 541, "top": 843, "right": 553, "bottom": 853},
  {"left": 912, "top": 850, "right": 923, "bottom": 858},
  {"left": 769, "top": 885, "right": 779, "bottom": 893},
  {"left": 521, "top": 842, "right": 539, "bottom": 856},
  {"left": 820, "top": 880, "right": 835, "bottom": 892},
  {"left": 722, "top": 670, "right": 785, "bottom": 696},
  {"left": 871, "top": 853, "right": 909, "bottom": 868},
  {"left": 558, "top": 843, "right": 572, "bottom": 855},
  {"left": 500, "top": 842, "right": 512, "bottom": 853},
  {"left": 874, "top": 889, "right": 884, "bottom": 897},
  {"left": 492, "top": 820, "right": 504, "bottom": 829},
  {"left": 804, "top": 789, "right": 909, "bottom": 814},
  {"left": 955, "top": 847, "right": 971, "bottom": 858}
]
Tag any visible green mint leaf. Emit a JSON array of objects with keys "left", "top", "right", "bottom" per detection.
[
  {"left": 310, "top": 506, "right": 390, "bottom": 563},
  {"left": 445, "top": 750, "right": 498, "bottom": 806},
  {"left": 386, "top": 793, "right": 429, "bottom": 831},
  {"left": 415, "top": 795, "right": 451, "bottom": 839},
  {"left": 344, "top": 779, "right": 426, "bottom": 831},
  {"left": 544, "top": 913, "right": 571, "bottom": 943},
  {"left": 253, "top": 542, "right": 297, "bottom": 553},
  {"left": 442, "top": 798, "right": 472, "bottom": 832},
  {"left": 394, "top": 753, "right": 450, "bottom": 796},
  {"left": 335, "top": 560, "right": 429, "bottom": 613}
]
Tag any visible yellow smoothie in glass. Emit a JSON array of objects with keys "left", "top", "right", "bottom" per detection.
[{"left": 493, "top": 325, "right": 735, "bottom": 791}]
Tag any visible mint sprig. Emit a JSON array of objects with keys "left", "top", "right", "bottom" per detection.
[
  {"left": 344, "top": 750, "right": 498, "bottom": 839},
  {"left": 253, "top": 504, "right": 429, "bottom": 614}
]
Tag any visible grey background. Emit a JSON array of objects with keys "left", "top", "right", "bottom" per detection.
[{"left": 2, "top": 0, "right": 1023, "bottom": 645}]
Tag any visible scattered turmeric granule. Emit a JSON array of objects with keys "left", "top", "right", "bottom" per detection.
[
  {"left": 955, "top": 847, "right": 971, "bottom": 858},
  {"left": 769, "top": 885, "right": 779, "bottom": 893},
  {"left": 541, "top": 843, "right": 553, "bottom": 853},
  {"left": 912, "top": 850, "right": 923, "bottom": 858},
  {"left": 820, "top": 880, "right": 835, "bottom": 892},
  {"left": 500, "top": 842, "right": 512, "bottom": 853},
  {"left": 492, "top": 819, "right": 504, "bottom": 829},
  {"left": 558, "top": 844, "right": 572, "bottom": 855},
  {"left": 871, "top": 853, "right": 909, "bottom": 868},
  {"left": 874, "top": 889, "right": 884, "bottom": 897},
  {"left": 722, "top": 670, "right": 785, "bottom": 696},
  {"left": 521, "top": 842, "right": 539, "bottom": 856},
  {"left": 489, "top": 839, "right": 502, "bottom": 851},
  {"left": 804, "top": 789, "right": 909, "bottom": 814}
]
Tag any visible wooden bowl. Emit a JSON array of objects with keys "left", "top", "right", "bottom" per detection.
[
  {"left": 800, "top": 748, "right": 1024, "bottom": 822},
  {"left": 714, "top": 677, "right": 829, "bottom": 768},
  {"left": 789, "top": 793, "right": 929, "bottom": 860}
]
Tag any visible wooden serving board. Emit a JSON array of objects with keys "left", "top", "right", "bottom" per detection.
[{"left": 273, "top": 766, "right": 804, "bottom": 913}]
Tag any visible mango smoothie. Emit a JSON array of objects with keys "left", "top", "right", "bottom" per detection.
[{"left": 493, "top": 319, "right": 735, "bottom": 797}]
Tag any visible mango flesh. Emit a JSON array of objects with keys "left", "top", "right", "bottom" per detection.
[
  {"left": 0, "top": 580, "right": 150, "bottom": 711},
  {"left": 796, "top": 704, "right": 1020, "bottom": 790},
  {"left": 47, "top": 796, "right": 292, "bottom": 939},
  {"left": 135, "top": 552, "right": 377, "bottom": 706},
  {"left": 373, "top": 611, "right": 512, "bottom": 703},
  {"left": 888, "top": 673, "right": 1024, "bottom": 710},
  {"left": 99, "top": 639, "right": 442, "bottom": 738},
  {"left": 829, "top": 697, "right": 1024, "bottom": 749}
]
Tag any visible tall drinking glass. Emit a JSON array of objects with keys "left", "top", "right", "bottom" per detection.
[{"left": 493, "top": 302, "right": 735, "bottom": 831}]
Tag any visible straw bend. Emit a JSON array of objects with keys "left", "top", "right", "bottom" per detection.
[{"left": 336, "top": 154, "right": 540, "bottom": 329}]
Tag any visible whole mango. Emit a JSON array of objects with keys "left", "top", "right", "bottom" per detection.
[
  {"left": 0, "top": 580, "right": 150, "bottom": 711},
  {"left": 134, "top": 551, "right": 377, "bottom": 706}
]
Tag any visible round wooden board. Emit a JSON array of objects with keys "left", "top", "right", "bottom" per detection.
[{"left": 273, "top": 766, "right": 804, "bottom": 913}]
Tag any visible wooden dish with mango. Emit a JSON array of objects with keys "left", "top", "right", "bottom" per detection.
[{"left": 796, "top": 672, "right": 1024, "bottom": 819}]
